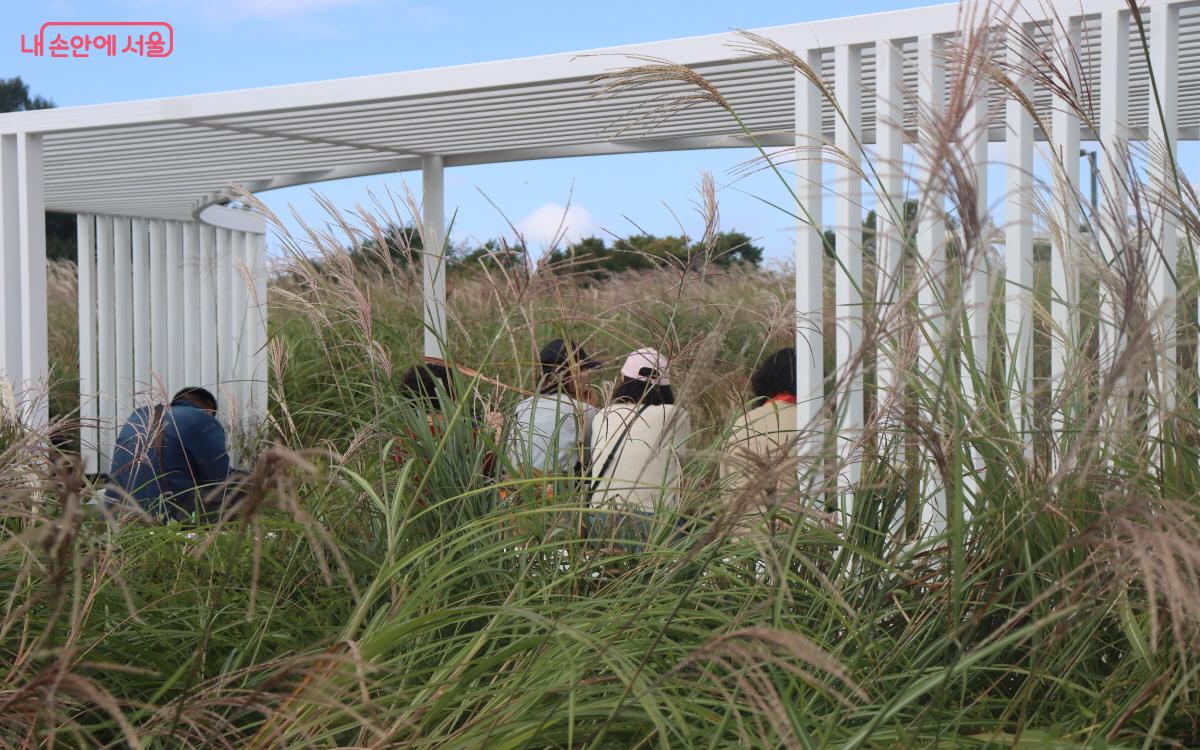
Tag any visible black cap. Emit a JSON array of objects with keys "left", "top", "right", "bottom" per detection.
[{"left": 539, "top": 339, "right": 601, "bottom": 373}]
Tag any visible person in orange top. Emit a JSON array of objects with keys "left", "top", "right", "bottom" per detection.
[{"left": 719, "top": 347, "right": 801, "bottom": 533}]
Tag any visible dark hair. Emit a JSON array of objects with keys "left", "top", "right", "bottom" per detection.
[
  {"left": 400, "top": 363, "right": 454, "bottom": 411},
  {"left": 539, "top": 367, "right": 589, "bottom": 399},
  {"left": 749, "top": 347, "right": 797, "bottom": 404},
  {"left": 172, "top": 386, "right": 218, "bottom": 413},
  {"left": 610, "top": 376, "right": 674, "bottom": 406}
]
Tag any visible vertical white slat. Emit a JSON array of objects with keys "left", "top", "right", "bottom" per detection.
[
  {"left": 1050, "top": 17, "right": 1082, "bottom": 402},
  {"left": 961, "top": 47, "right": 991, "bottom": 516},
  {"left": 241, "top": 230, "right": 260, "bottom": 426},
  {"left": 0, "top": 135, "right": 20, "bottom": 398},
  {"left": 875, "top": 38, "right": 907, "bottom": 537},
  {"left": 131, "top": 218, "right": 150, "bottom": 399},
  {"left": 96, "top": 215, "right": 116, "bottom": 471},
  {"left": 834, "top": 43, "right": 864, "bottom": 502},
  {"left": 795, "top": 51, "right": 826, "bottom": 486},
  {"left": 917, "top": 34, "right": 947, "bottom": 368},
  {"left": 149, "top": 219, "right": 167, "bottom": 391},
  {"left": 168, "top": 221, "right": 185, "bottom": 392},
  {"left": 181, "top": 221, "right": 198, "bottom": 387},
  {"left": 76, "top": 214, "right": 98, "bottom": 473},
  {"left": 875, "top": 39, "right": 905, "bottom": 409},
  {"left": 240, "top": 231, "right": 256, "bottom": 421},
  {"left": 1005, "top": 25, "right": 1035, "bottom": 438},
  {"left": 16, "top": 133, "right": 47, "bottom": 427},
  {"left": 230, "top": 229, "right": 250, "bottom": 423},
  {"left": 963, "top": 68, "right": 991, "bottom": 388},
  {"left": 200, "top": 224, "right": 218, "bottom": 390},
  {"left": 1098, "top": 8, "right": 1130, "bottom": 375},
  {"left": 251, "top": 231, "right": 268, "bottom": 422},
  {"left": 113, "top": 216, "right": 133, "bottom": 424},
  {"left": 917, "top": 33, "right": 947, "bottom": 532},
  {"left": 216, "top": 228, "right": 233, "bottom": 407},
  {"left": 422, "top": 155, "right": 446, "bottom": 359},
  {"left": 1149, "top": 0, "right": 1180, "bottom": 421}
]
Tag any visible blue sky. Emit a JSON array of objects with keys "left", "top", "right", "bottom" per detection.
[{"left": 7, "top": 0, "right": 952, "bottom": 260}]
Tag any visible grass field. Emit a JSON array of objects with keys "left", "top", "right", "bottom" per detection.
[{"left": 5, "top": 8, "right": 1200, "bottom": 747}]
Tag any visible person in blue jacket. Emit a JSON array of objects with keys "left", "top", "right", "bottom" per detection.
[{"left": 109, "top": 386, "right": 239, "bottom": 522}]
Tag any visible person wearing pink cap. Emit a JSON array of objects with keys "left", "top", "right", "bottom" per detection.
[{"left": 586, "top": 347, "right": 691, "bottom": 543}]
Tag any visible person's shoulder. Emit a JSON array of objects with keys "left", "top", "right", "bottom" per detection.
[
  {"left": 171, "top": 403, "right": 222, "bottom": 431},
  {"left": 743, "top": 400, "right": 796, "bottom": 433}
]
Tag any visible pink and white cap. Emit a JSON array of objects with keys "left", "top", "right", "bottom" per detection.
[{"left": 620, "top": 347, "right": 670, "bottom": 386}]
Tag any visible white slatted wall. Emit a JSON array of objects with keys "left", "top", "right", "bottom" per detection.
[
  {"left": 797, "top": 2, "right": 1192, "bottom": 535},
  {"left": 75, "top": 214, "right": 269, "bottom": 472}
]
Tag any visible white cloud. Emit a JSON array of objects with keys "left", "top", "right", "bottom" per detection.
[{"left": 515, "top": 203, "right": 598, "bottom": 251}]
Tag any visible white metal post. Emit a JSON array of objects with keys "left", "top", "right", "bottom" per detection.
[
  {"left": 16, "top": 133, "right": 47, "bottom": 427},
  {"left": 1098, "top": 8, "right": 1130, "bottom": 374},
  {"left": 231, "top": 229, "right": 250, "bottom": 420},
  {"left": 168, "top": 221, "right": 186, "bottom": 392},
  {"left": 132, "top": 217, "right": 150, "bottom": 397},
  {"left": 0, "top": 135, "right": 19, "bottom": 398},
  {"left": 795, "top": 52, "right": 825, "bottom": 489},
  {"left": 200, "top": 224, "right": 218, "bottom": 390},
  {"left": 1050, "top": 17, "right": 1082, "bottom": 400},
  {"left": 422, "top": 154, "right": 446, "bottom": 359},
  {"left": 77, "top": 215, "right": 98, "bottom": 473},
  {"left": 875, "top": 37, "right": 907, "bottom": 536},
  {"left": 96, "top": 215, "right": 115, "bottom": 470},
  {"left": 182, "top": 221, "right": 199, "bottom": 386},
  {"left": 1005, "top": 25, "right": 1035, "bottom": 440},
  {"left": 834, "top": 44, "right": 864, "bottom": 501},
  {"left": 918, "top": 33, "right": 947, "bottom": 530},
  {"left": 113, "top": 216, "right": 133, "bottom": 423},
  {"left": 1149, "top": 0, "right": 1180, "bottom": 421},
  {"left": 962, "top": 43, "right": 990, "bottom": 516},
  {"left": 216, "top": 227, "right": 233, "bottom": 406},
  {"left": 149, "top": 219, "right": 167, "bottom": 390},
  {"left": 249, "top": 231, "right": 268, "bottom": 422},
  {"left": 917, "top": 34, "right": 946, "bottom": 367},
  {"left": 875, "top": 38, "right": 905, "bottom": 407},
  {"left": 963, "top": 61, "right": 990, "bottom": 391}
]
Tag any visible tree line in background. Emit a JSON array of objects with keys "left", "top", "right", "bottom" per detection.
[{"left": 349, "top": 225, "right": 767, "bottom": 278}]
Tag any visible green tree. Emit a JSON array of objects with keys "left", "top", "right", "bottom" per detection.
[
  {"left": 548, "top": 230, "right": 766, "bottom": 280},
  {"left": 353, "top": 223, "right": 423, "bottom": 270},
  {"left": 704, "top": 230, "right": 765, "bottom": 267},
  {"left": 0, "top": 77, "right": 53, "bottom": 112},
  {"left": 457, "top": 238, "right": 527, "bottom": 272}
]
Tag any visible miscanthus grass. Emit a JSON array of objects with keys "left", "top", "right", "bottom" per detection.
[{"left": 4, "top": 3, "right": 1200, "bottom": 747}]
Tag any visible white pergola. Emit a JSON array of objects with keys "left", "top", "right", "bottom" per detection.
[{"left": 0, "top": 0, "right": 1195, "bottom": 480}]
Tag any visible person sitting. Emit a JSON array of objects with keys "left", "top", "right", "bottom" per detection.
[
  {"left": 720, "top": 347, "right": 800, "bottom": 533},
  {"left": 587, "top": 348, "right": 691, "bottom": 543},
  {"left": 109, "top": 387, "right": 238, "bottom": 522},
  {"left": 505, "top": 339, "right": 600, "bottom": 492},
  {"left": 396, "top": 361, "right": 500, "bottom": 481}
]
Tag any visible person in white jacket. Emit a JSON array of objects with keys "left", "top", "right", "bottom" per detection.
[
  {"left": 587, "top": 348, "right": 691, "bottom": 543},
  {"left": 506, "top": 339, "right": 600, "bottom": 485}
]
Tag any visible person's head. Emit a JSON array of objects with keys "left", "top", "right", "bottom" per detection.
[
  {"left": 611, "top": 348, "right": 675, "bottom": 406},
  {"left": 538, "top": 338, "right": 600, "bottom": 398},
  {"left": 750, "top": 347, "right": 798, "bottom": 405},
  {"left": 171, "top": 387, "right": 218, "bottom": 415},
  {"left": 400, "top": 363, "right": 454, "bottom": 411}
]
